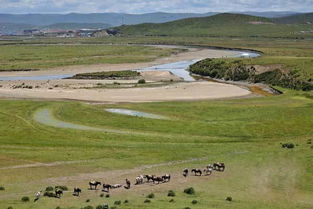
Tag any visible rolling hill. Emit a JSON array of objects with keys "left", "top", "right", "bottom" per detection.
[
  {"left": 116, "top": 13, "right": 313, "bottom": 38},
  {"left": 275, "top": 12, "right": 313, "bottom": 24},
  {"left": 40, "top": 23, "right": 112, "bottom": 30}
]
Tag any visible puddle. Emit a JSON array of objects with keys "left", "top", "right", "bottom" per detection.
[
  {"left": 105, "top": 108, "right": 168, "bottom": 120},
  {"left": 0, "top": 74, "right": 73, "bottom": 81}
]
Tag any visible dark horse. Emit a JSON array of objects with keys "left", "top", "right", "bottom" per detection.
[
  {"left": 125, "top": 179, "right": 131, "bottom": 189},
  {"left": 162, "top": 174, "right": 171, "bottom": 182},
  {"left": 213, "top": 163, "right": 225, "bottom": 172},
  {"left": 73, "top": 187, "right": 82, "bottom": 196},
  {"left": 183, "top": 168, "right": 189, "bottom": 177},
  {"left": 152, "top": 176, "right": 164, "bottom": 184},
  {"left": 102, "top": 184, "right": 112, "bottom": 192},
  {"left": 89, "top": 181, "right": 101, "bottom": 190},
  {"left": 144, "top": 175, "right": 155, "bottom": 183},
  {"left": 55, "top": 190, "right": 63, "bottom": 198},
  {"left": 191, "top": 168, "right": 202, "bottom": 176}
]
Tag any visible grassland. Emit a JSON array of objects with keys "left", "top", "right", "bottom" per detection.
[
  {"left": 0, "top": 89, "right": 313, "bottom": 209},
  {"left": 0, "top": 44, "right": 181, "bottom": 71},
  {"left": 69, "top": 70, "right": 140, "bottom": 80}
]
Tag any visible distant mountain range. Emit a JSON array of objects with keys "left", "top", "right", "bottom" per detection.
[{"left": 0, "top": 11, "right": 309, "bottom": 35}]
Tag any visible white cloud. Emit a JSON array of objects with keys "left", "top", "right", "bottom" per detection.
[{"left": 0, "top": 0, "right": 312, "bottom": 13}]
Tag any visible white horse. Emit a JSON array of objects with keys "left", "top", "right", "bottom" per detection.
[{"left": 135, "top": 175, "right": 144, "bottom": 185}]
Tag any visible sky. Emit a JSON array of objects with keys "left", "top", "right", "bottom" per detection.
[{"left": 0, "top": 0, "right": 313, "bottom": 14}]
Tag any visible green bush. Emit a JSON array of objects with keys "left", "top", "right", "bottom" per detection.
[
  {"left": 110, "top": 207, "right": 117, "bottom": 209},
  {"left": 138, "top": 79, "right": 146, "bottom": 84},
  {"left": 169, "top": 199, "right": 175, "bottom": 202},
  {"left": 144, "top": 199, "right": 151, "bottom": 203},
  {"left": 184, "top": 187, "right": 195, "bottom": 195},
  {"left": 124, "top": 200, "right": 129, "bottom": 203},
  {"left": 55, "top": 207, "right": 61, "bottom": 209},
  {"left": 7, "top": 207, "right": 13, "bottom": 209},
  {"left": 192, "top": 200, "right": 198, "bottom": 204},
  {"left": 45, "top": 186, "right": 54, "bottom": 191},
  {"left": 226, "top": 196, "right": 233, "bottom": 201},
  {"left": 114, "top": 200, "right": 121, "bottom": 205},
  {"left": 0, "top": 186, "right": 5, "bottom": 191},
  {"left": 100, "top": 193, "right": 105, "bottom": 197},
  {"left": 21, "top": 196, "right": 30, "bottom": 202},
  {"left": 86, "top": 199, "right": 91, "bottom": 203},
  {"left": 83, "top": 206, "right": 93, "bottom": 209},
  {"left": 96, "top": 205, "right": 108, "bottom": 209},
  {"left": 146, "top": 193, "right": 155, "bottom": 199},
  {"left": 44, "top": 191, "right": 55, "bottom": 197},
  {"left": 168, "top": 190, "right": 176, "bottom": 197},
  {"left": 105, "top": 194, "right": 110, "bottom": 198},
  {"left": 55, "top": 186, "right": 68, "bottom": 191},
  {"left": 183, "top": 207, "right": 191, "bottom": 209}
]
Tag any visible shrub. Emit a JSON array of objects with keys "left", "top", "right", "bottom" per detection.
[
  {"left": 110, "top": 207, "right": 117, "bottom": 209},
  {"left": 55, "top": 207, "right": 61, "bottom": 209},
  {"left": 226, "top": 196, "right": 233, "bottom": 201},
  {"left": 146, "top": 193, "right": 155, "bottom": 199},
  {"left": 114, "top": 200, "right": 121, "bottom": 205},
  {"left": 183, "top": 207, "right": 191, "bottom": 209},
  {"left": 83, "top": 206, "right": 93, "bottom": 209},
  {"left": 96, "top": 205, "right": 108, "bottom": 209},
  {"left": 184, "top": 187, "right": 195, "bottom": 195},
  {"left": 44, "top": 191, "right": 55, "bottom": 197},
  {"left": 86, "top": 199, "right": 91, "bottom": 202},
  {"left": 144, "top": 199, "right": 151, "bottom": 203},
  {"left": 138, "top": 79, "right": 146, "bottom": 84},
  {"left": 168, "top": 190, "right": 176, "bottom": 197},
  {"left": 100, "top": 193, "right": 105, "bottom": 197},
  {"left": 21, "top": 196, "right": 30, "bottom": 202},
  {"left": 124, "top": 200, "right": 129, "bottom": 203},
  {"left": 0, "top": 186, "right": 5, "bottom": 191},
  {"left": 105, "top": 194, "right": 110, "bottom": 198},
  {"left": 192, "top": 200, "right": 198, "bottom": 204},
  {"left": 45, "top": 186, "right": 54, "bottom": 191},
  {"left": 169, "top": 199, "right": 175, "bottom": 202},
  {"left": 7, "top": 207, "right": 13, "bottom": 209},
  {"left": 55, "top": 186, "right": 68, "bottom": 191}
]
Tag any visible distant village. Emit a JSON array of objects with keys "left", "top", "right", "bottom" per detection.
[{"left": 11, "top": 28, "right": 119, "bottom": 38}]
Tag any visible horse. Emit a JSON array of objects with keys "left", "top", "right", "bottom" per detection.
[
  {"left": 213, "top": 163, "right": 225, "bottom": 172},
  {"left": 102, "top": 184, "right": 112, "bottom": 192},
  {"left": 207, "top": 164, "right": 214, "bottom": 170},
  {"left": 152, "top": 176, "right": 164, "bottom": 184},
  {"left": 203, "top": 168, "right": 213, "bottom": 176},
  {"left": 55, "top": 189, "right": 63, "bottom": 198},
  {"left": 73, "top": 187, "right": 82, "bottom": 196},
  {"left": 144, "top": 175, "right": 155, "bottom": 183},
  {"left": 135, "top": 175, "right": 144, "bottom": 185},
  {"left": 162, "top": 174, "right": 171, "bottom": 182},
  {"left": 183, "top": 168, "right": 189, "bottom": 177},
  {"left": 34, "top": 191, "right": 42, "bottom": 202},
  {"left": 89, "top": 181, "right": 101, "bottom": 190},
  {"left": 191, "top": 168, "right": 202, "bottom": 176}
]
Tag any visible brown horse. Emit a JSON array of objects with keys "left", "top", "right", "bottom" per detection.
[
  {"left": 183, "top": 168, "right": 189, "bottom": 177},
  {"left": 191, "top": 168, "right": 202, "bottom": 176},
  {"left": 55, "top": 190, "right": 63, "bottom": 198},
  {"left": 152, "top": 176, "right": 164, "bottom": 184},
  {"left": 73, "top": 187, "right": 82, "bottom": 196},
  {"left": 89, "top": 181, "right": 101, "bottom": 190},
  {"left": 102, "top": 184, "right": 112, "bottom": 192},
  {"left": 162, "top": 174, "right": 171, "bottom": 182}
]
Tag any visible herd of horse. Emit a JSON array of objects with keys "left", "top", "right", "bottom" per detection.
[{"left": 43, "top": 162, "right": 225, "bottom": 199}]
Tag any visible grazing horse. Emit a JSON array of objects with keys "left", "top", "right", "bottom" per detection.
[
  {"left": 89, "top": 181, "right": 101, "bottom": 190},
  {"left": 162, "top": 174, "right": 171, "bottom": 182},
  {"left": 152, "top": 176, "right": 164, "bottom": 184},
  {"left": 183, "top": 168, "right": 189, "bottom": 177},
  {"left": 55, "top": 190, "right": 63, "bottom": 198},
  {"left": 213, "top": 163, "right": 225, "bottom": 172},
  {"left": 144, "top": 175, "right": 155, "bottom": 183},
  {"left": 135, "top": 175, "right": 144, "bottom": 185},
  {"left": 34, "top": 191, "right": 42, "bottom": 202},
  {"left": 102, "top": 184, "right": 112, "bottom": 192},
  {"left": 191, "top": 168, "right": 202, "bottom": 176},
  {"left": 203, "top": 168, "right": 213, "bottom": 176},
  {"left": 73, "top": 187, "right": 82, "bottom": 196},
  {"left": 125, "top": 179, "right": 131, "bottom": 189}
]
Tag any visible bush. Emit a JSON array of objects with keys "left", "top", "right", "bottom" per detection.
[
  {"left": 144, "top": 199, "right": 151, "bottom": 203},
  {"left": 183, "top": 207, "right": 191, "bottom": 209},
  {"left": 114, "top": 200, "right": 121, "bottom": 205},
  {"left": 100, "top": 193, "right": 105, "bottom": 197},
  {"left": 55, "top": 207, "right": 61, "bottom": 209},
  {"left": 7, "top": 207, "right": 13, "bottom": 209},
  {"left": 55, "top": 186, "right": 68, "bottom": 191},
  {"left": 169, "top": 199, "right": 175, "bottom": 202},
  {"left": 168, "top": 190, "right": 176, "bottom": 197},
  {"left": 45, "top": 186, "right": 54, "bottom": 191},
  {"left": 138, "top": 79, "right": 146, "bottom": 84},
  {"left": 146, "top": 193, "right": 155, "bottom": 199},
  {"left": 192, "top": 200, "right": 198, "bottom": 204},
  {"left": 184, "top": 187, "right": 195, "bottom": 195},
  {"left": 21, "top": 196, "right": 30, "bottom": 202},
  {"left": 96, "top": 205, "right": 108, "bottom": 209},
  {"left": 124, "top": 200, "right": 129, "bottom": 203},
  {"left": 86, "top": 199, "right": 91, "bottom": 203},
  {"left": 83, "top": 206, "right": 93, "bottom": 209},
  {"left": 44, "top": 191, "right": 55, "bottom": 197},
  {"left": 226, "top": 196, "right": 233, "bottom": 201},
  {"left": 110, "top": 207, "right": 117, "bottom": 209},
  {"left": 0, "top": 186, "right": 5, "bottom": 191},
  {"left": 105, "top": 194, "right": 110, "bottom": 198}
]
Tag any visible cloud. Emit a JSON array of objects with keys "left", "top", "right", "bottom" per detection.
[{"left": 0, "top": 0, "right": 312, "bottom": 14}]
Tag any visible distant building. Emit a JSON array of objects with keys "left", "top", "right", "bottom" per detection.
[{"left": 23, "top": 29, "right": 41, "bottom": 36}]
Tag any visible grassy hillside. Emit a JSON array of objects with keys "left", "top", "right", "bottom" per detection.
[
  {"left": 116, "top": 13, "right": 313, "bottom": 38},
  {"left": 41, "top": 23, "right": 112, "bottom": 30},
  {"left": 275, "top": 12, "right": 313, "bottom": 24}
]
